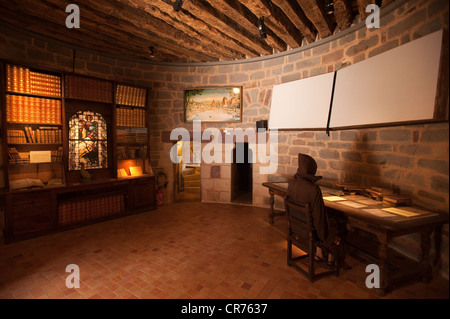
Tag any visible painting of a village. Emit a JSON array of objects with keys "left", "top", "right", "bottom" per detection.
[{"left": 184, "top": 87, "right": 242, "bottom": 122}]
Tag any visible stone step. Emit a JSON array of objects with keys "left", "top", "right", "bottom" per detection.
[
  {"left": 183, "top": 173, "right": 200, "bottom": 182},
  {"left": 184, "top": 186, "right": 200, "bottom": 193},
  {"left": 184, "top": 180, "right": 200, "bottom": 187}
]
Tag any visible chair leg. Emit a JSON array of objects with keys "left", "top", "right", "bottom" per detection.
[
  {"left": 287, "top": 239, "right": 292, "bottom": 266},
  {"left": 309, "top": 244, "right": 315, "bottom": 282}
]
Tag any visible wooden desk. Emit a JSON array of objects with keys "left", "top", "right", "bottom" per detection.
[{"left": 262, "top": 182, "right": 449, "bottom": 296}]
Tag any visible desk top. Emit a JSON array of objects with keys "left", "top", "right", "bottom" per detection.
[{"left": 262, "top": 181, "right": 449, "bottom": 231}]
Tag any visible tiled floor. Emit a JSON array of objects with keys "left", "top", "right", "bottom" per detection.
[{"left": 0, "top": 202, "right": 448, "bottom": 299}]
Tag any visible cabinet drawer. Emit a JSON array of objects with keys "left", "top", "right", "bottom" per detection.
[{"left": 9, "top": 192, "right": 54, "bottom": 236}]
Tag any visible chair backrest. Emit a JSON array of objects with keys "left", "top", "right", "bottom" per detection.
[{"left": 285, "top": 198, "right": 316, "bottom": 250}]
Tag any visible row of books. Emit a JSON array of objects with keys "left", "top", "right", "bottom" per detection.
[
  {"left": 7, "top": 64, "right": 147, "bottom": 106},
  {"left": 58, "top": 194, "right": 125, "bottom": 226},
  {"left": 7, "top": 147, "right": 21, "bottom": 160},
  {"left": 52, "top": 147, "right": 64, "bottom": 163},
  {"left": 116, "top": 127, "right": 148, "bottom": 144},
  {"left": 65, "top": 74, "right": 113, "bottom": 103},
  {"left": 117, "top": 145, "right": 148, "bottom": 159},
  {"left": 116, "top": 84, "right": 146, "bottom": 107},
  {"left": 6, "top": 64, "right": 61, "bottom": 97},
  {"left": 117, "top": 107, "right": 146, "bottom": 127},
  {"left": 29, "top": 71, "right": 61, "bottom": 97},
  {"left": 6, "top": 94, "right": 61, "bottom": 124},
  {"left": 7, "top": 147, "right": 63, "bottom": 163},
  {"left": 6, "top": 127, "right": 62, "bottom": 144}
]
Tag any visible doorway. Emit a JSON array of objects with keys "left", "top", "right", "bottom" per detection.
[
  {"left": 174, "top": 141, "right": 201, "bottom": 202},
  {"left": 231, "top": 142, "right": 252, "bottom": 204}
]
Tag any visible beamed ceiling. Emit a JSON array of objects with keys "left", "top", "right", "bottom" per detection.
[{"left": 0, "top": 0, "right": 394, "bottom": 63}]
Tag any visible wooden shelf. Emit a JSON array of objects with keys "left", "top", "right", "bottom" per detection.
[
  {"left": 116, "top": 142, "right": 146, "bottom": 146},
  {"left": 7, "top": 122, "right": 62, "bottom": 126},
  {"left": 117, "top": 126, "right": 148, "bottom": 129},
  {"left": 8, "top": 143, "right": 62, "bottom": 146},
  {"left": 8, "top": 162, "right": 63, "bottom": 166},
  {"left": 64, "top": 97, "right": 112, "bottom": 104},
  {"left": 116, "top": 104, "right": 146, "bottom": 109},
  {"left": 5, "top": 90, "right": 61, "bottom": 99}
]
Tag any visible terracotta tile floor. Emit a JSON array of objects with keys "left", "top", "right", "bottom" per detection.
[{"left": 0, "top": 202, "right": 448, "bottom": 299}]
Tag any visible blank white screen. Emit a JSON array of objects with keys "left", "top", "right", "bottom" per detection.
[
  {"left": 330, "top": 29, "right": 443, "bottom": 128},
  {"left": 269, "top": 72, "right": 335, "bottom": 129}
]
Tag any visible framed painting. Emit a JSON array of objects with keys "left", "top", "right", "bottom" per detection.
[{"left": 184, "top": 87, "right": 242, "bottom": 122}]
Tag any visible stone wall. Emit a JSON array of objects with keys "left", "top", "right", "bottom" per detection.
[{"left": 0, "top": 0, "right": 448, "bottom": 277}]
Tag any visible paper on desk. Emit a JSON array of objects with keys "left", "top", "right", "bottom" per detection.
[
  {"left": 338, "top": 201, "right": 367, "bottom": 209},
  {"left": 382, "top": 207, "right": 420, "bottom": 217},
  {"left": 363, "top": 209, "right": 397, "bottom": 218},
  {"left": 323, "top": 196, "right": 347, "bottom": 202},
  {"left": 356, "top": 198, "right": 381, "bottom": 206}
]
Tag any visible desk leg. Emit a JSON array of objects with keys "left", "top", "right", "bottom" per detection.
[
  {"left": 420, "top": 227, "right": 433, "bottom": 283},
  {"left": 268, "top": 189, "right": 275, "bottom": 225},
  {"left": 433, "top": 225, "right": 443, "bottom": 267},
  {"left": 376, "top": 233, "right": 388, "bottom": 297}
]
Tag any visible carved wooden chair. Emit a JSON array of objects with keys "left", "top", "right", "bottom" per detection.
[{"left": 285, "top": 198, "right": 341, "bottom": 282}]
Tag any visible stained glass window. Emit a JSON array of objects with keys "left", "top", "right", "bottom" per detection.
[{"left": 68, "top": 111, "right": 108, "bottom": 170}]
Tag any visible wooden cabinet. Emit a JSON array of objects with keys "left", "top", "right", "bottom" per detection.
[
  {"left": 2, "top": 176, "right": 156, "bottom": 243},
  {"left": 6, "top": 190, "right": 55, "bottom": 238},
  {"left": 1, "top": 61, "right": 156, "bottom": 243},
  {"left": 130, "top": 176, "right": 156, "bottom": 209}
]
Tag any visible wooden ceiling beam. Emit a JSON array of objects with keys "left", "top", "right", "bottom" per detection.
[
  {"left": 270, "top": 0, "right": 317, "bottom": 43},
  {"left": 296, "top": 0, "right": 333, "bottom": 39},
  {"left": 2, "top": 0, "right": 219, "bottom": 62},
  {"left": 356, "top": 0, "right": 374, "bottom": 20},
  {"left": 204, "top": 0, "right": 286, "bottom": 53},
  {"left": 240, "top": 0, "right": 305, "bottom": 49},
  {"left": 182, "top": 0, "right": 273, "bottom": 56},
  {"left": 264, "top": 1, "right": 305, "bottom": 48},
  {"left": 0, "top": 4, "right": 154, "bottom": 60},
  {"left": 236, "top": 0, "right": 290, "bottom": 52},
  {"left": 334, "top": 0, "right": 354, "bottom": 30},
  {"left": 0, "top": 0, "right": 365, "bottom": 63},
  {"left": 238, "top": 0, "right": 271, "bottom": 17},
  {"left": 81, "top": 0, "right": 227, "bottom": 62},
  {"left": 21, "top": 0, "right": 224, "bottom": 62},
  {"left": 123, "top": 0, "right": 250, "bottom": 60}
]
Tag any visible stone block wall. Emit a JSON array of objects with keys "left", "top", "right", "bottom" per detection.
[{"left": 0, "top": 0, "right": 448, "bottom": 276}]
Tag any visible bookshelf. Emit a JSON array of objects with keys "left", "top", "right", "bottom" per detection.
[
  {"left": 1, "top": 62, "right": 156, "bottom": 243},
  {"left": 2, "top": 64, "right": 65, "bottom": 188},
  {"left": 65, "top": 74, "right": 113, "bottom": 103},
  {"left": 64, "top": 74, "right": 114, "bottom": 183},
  {"left": 115, "top": 84, "right": 151, "bottom": 178}
]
